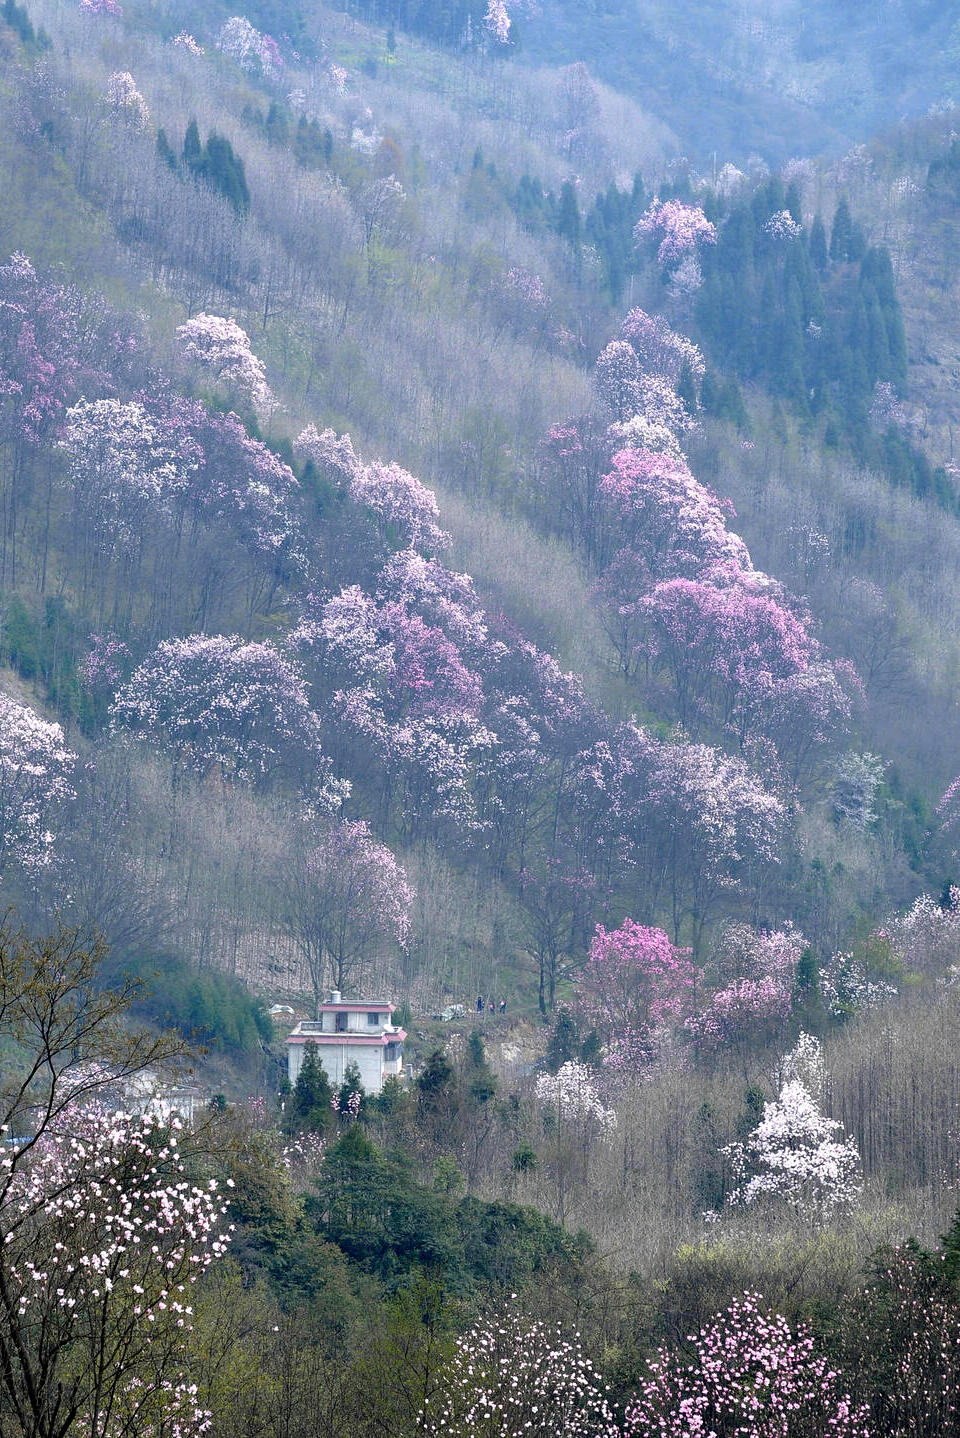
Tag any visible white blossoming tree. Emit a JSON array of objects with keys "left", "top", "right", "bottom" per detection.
[
  {"left": 176, "top": 314, "right": 275, "bottom": 415},
  {"left": 0, "top": 693, "right": 76, "bottom": 876},
  {"left": 721, "top": 1035, "right": 862, "bottom": 1216},
  {"left": 418, "top": 1309, "right": 619, "bottom": 1438},
  {"left": 0, "top": 920, "right": 229, "bottom": 1438}
]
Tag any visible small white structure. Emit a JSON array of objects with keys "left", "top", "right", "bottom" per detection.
[{"left": 286, "top": 990, "right": 406, "bottom": 1095}]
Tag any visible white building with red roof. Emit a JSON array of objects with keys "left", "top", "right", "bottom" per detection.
[{"left": 285, "top": 990, "right": 406, "bottom": 1094}]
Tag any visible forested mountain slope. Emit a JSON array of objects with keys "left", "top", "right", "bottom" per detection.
[{"left": 6, "top": 4, "right": 960, "bottom": 1437}]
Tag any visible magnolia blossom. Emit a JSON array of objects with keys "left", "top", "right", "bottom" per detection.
[
  {"left": 722, "top": 1037, "right": 862, "bottom": 1215},
  {"left": 599, "top": 446, "right": 747, "bottom": 577},
  {"left": 216, "top": 16, "right": 282, "bottom": 77},
  {"left": 110, "top": 635, "right": 331, "bottom": 789},
  {"left": 79, "top": 0, "right": 122, "bottom": 15},
  {"left": 350, "top": 459, "right": 449, "bottom": 554},
  {"left": 484, "top": 0, "right": 512, "bottom": 43},
  {"left": 105, "top": 73, "right": 149, "bottom": 129},
  {"left": 634, "top": 198, "right": 717, "bottom": 265},
  {"left": 624, "top": 1292, "right": 870, "bottom": 1437},
  {"left": 60, "top": 397, "right": 187, "bottom": 546},
  {"left": 619, "top": 308, "right": 705, "bottom": 383},
  {"left": 176, "top": 314, "right": 274, "bottom": 414},
  {"left": 580, "top": 921, "right": 694, "bottom": 1045},
  {"left": 535, "top": 1061, "right": 617, "bottom": 1135},
  {"left": 764, "top": 208, "right": 803, "bottom": 241},
  {"left": 689, "top": 925, "right": 804, "bottom": 1050},
  {"left": 294, "top": 424, "right": 362, "bottom": 483},
  {"left": 420, "top": 1311, "right": 619, "bottom": 1438},
  {"left": 0, "top": 693, "right": 76, "bottom": 873},
  {"left": 172, "top": 31, "right": 204, "bottom": 55},
  {"left": 280, "top": 818, "right": 412, "bottom": 1004},
  {"left": 2, "top": 1098, "right": 230, "bottom": 1438},
  {"left": 594, "top": 345, "right": 697, "bottom": 432},
  {"left": 80, "top": 632, "right": 132, "bottom": 692}
]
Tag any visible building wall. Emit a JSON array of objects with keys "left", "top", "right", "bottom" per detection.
[{"left": 288, "top": 1041, "right": 387, "bottom": 1094}]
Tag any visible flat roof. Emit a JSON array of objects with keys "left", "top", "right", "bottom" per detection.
[{"left": 318, "top": 1000, "right": 395, "bottom": 1011}]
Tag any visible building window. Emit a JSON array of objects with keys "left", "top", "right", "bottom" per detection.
[
  {"left": 367, "top": 1012, "right": 379, "bottom": 1026},
  {"left": 335, "top": 1012, "right": 348, "bottom": 1033}
]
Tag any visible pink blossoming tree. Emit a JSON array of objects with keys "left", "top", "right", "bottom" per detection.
[
  {"left": 623, "top": 1292, "right": 870, "bottom": 1437},
  {"left": 634, "top": 198, "right": 717, "bottom": 266},
  {"left": 579, "top": 920, "right": 694, "bottom": 1066}
]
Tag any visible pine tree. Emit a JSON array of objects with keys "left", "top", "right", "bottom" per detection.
[{"left": 809, "top": 213, "right": 828, "bottom": 271}]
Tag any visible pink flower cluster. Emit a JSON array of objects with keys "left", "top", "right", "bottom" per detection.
[
  {"left": 176, "top": 314, "right": 274, "bottom": 414},
  {"left": 624, "top": 1292, "right": 870, "bottom": 1437},
  {"left": 580, "top": 920, "right": 694, "bottom": 1052},
  {"left": 634, "top": 198, "right": 717, "bottom": 266}
]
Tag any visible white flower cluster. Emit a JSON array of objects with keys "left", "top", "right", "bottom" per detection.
[
  {"left": 722, "top": 1037, "right": 862, "bottom": 1215},
  {"left": 535, "top": 1061, "right": 617, "bottom": 1135}
]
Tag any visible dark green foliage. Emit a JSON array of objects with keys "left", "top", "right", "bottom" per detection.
[
  {"left": 465, "top": 1030, "right": 497, "bottom": 1105},
  {"left": 121, "top": 952, "right": 273, "bottom": 1054},
  {"left": 556, "top": 180, "right": 582, "bottom": 247},
  {"left": 0, "top": 593, "right": 86, "bottom": 721},
  {"left": 156, "top": 128, "right": 178, "bottom": 171},
  {"left": 696, "top": 180, "right": 939, "bottom": 505},
  {"left": 307, "top": 1126, "right": 587, "bottom": 1290},
  {"left": 928, "top": 138, "right": 960, "bottom": 203},
  {"left": 544, "top": 1007, "right": 579, "bottom": 1074},
  {"left": 293, "top": 1041, "right": 334, "bottom": 1129},
  {"left": 830, "top": 197, "right": 867, "bottom": 263},
  {"left": 809, "top": 213, "right": 828, "bottom": 271},
  {"left": 1, "top": 0, "right": 42, "bottom": 48},
  {"left": 178, "top": 119, "right": 250, "bottom": 215}
]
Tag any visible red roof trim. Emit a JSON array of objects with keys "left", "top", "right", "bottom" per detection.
[{"left": 286, "top": 1029, "right": 407, "bottom": 1047}]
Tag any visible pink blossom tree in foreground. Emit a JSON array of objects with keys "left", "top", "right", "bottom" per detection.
[
  {"left": 623, "top": 1292, "right": 871, "bottom": 1438},
  {"left": 418, "top": 1310, "right": 619, "bottom": 1438},
  {"left": 0, "top": 692, "right": 76, "bottom": 875}
]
